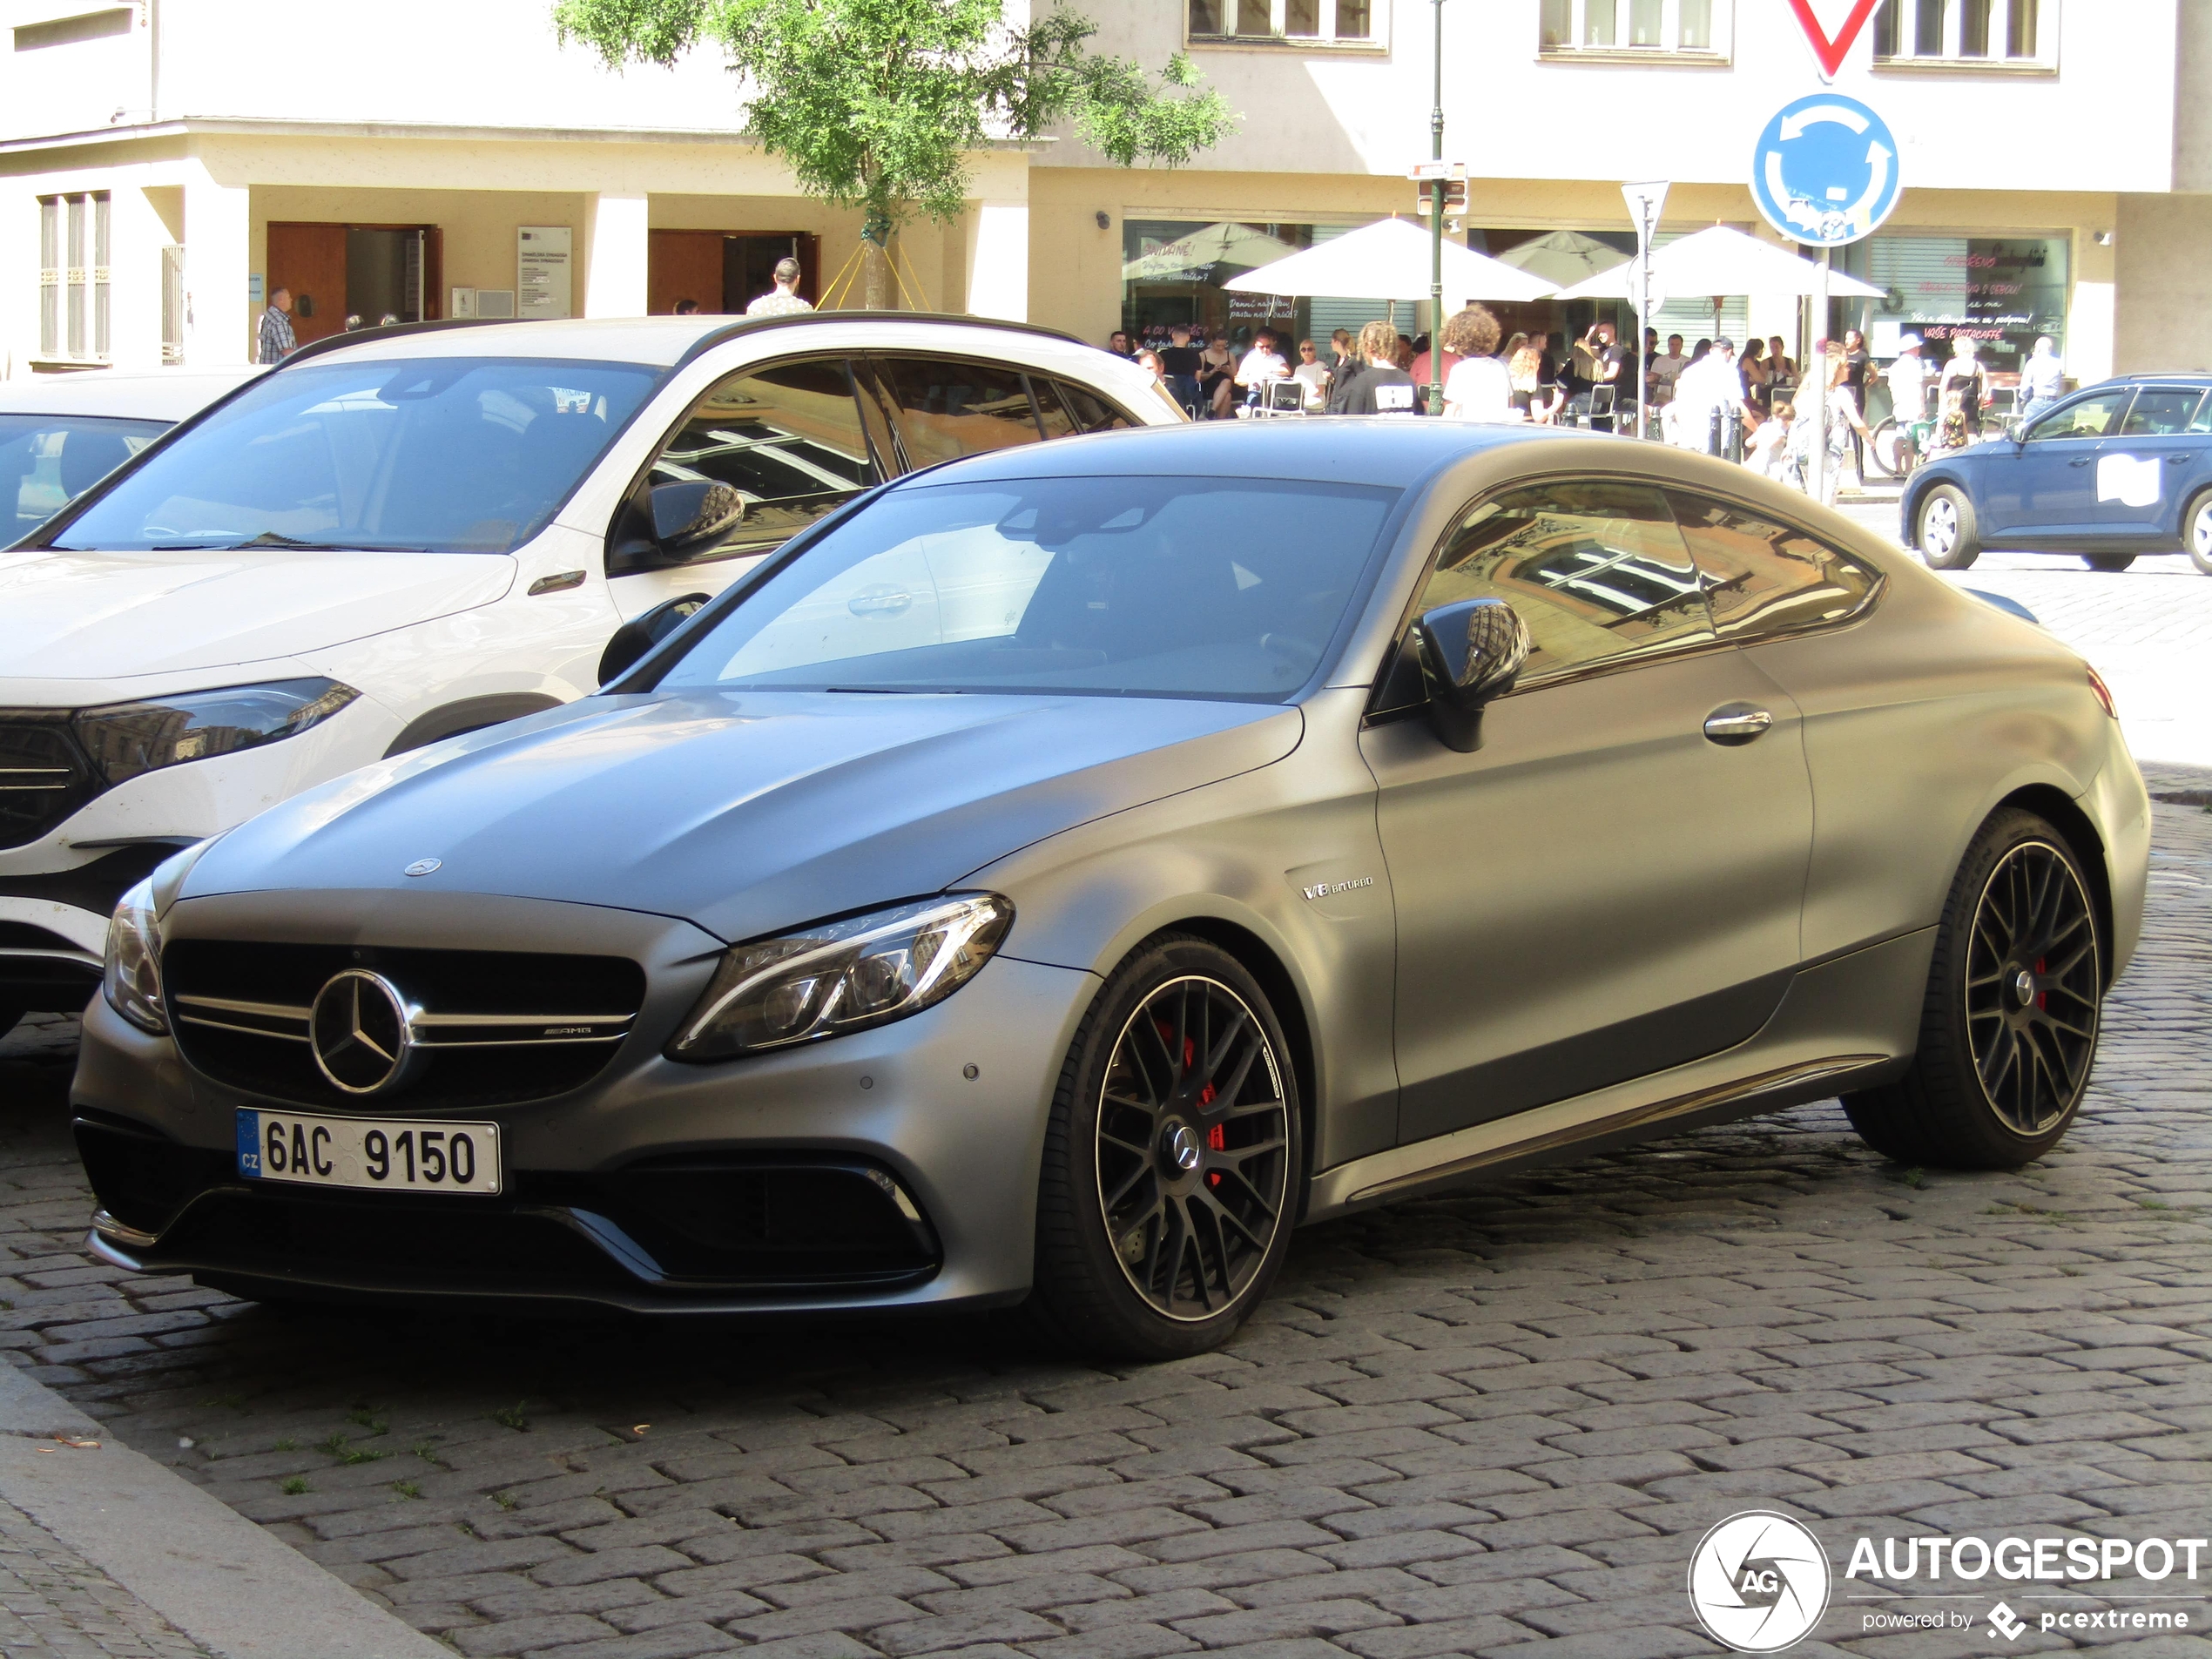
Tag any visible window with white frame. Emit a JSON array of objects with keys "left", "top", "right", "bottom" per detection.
[
  {"left": 1539, "top": 0, "right": 1727, "bottom": 55},
  {"left": 38, "top": 192, "right": 111, "bottom": 362},
  {"left": 1871, "top": 0, "right": 2052, "bottom": 65},
  {"left": 1188, "top": 0, "right": 1382, "bottom": 49}
]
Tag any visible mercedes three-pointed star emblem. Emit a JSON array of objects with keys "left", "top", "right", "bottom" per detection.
[{"left": 308, "top": 969, "right": 419, "bottom": 1096}]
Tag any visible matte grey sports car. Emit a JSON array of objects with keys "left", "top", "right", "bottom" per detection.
[{"left": 74, "top": 421, "right": 2148, "bottom": 1359}]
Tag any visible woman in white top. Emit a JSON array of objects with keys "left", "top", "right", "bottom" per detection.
[{"left": 1440, "top": 304, "right": 1515, "bottom": 422}]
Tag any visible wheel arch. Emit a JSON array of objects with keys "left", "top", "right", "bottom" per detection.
[
  {"left": 1128, "top": 915, "right": 1319, "bottom": 1211},
  {"left": 383, "top": 692, "right": 567, "bottom": 759},
  {"left": 1993, "top": 783, "right": 2116, "bottom": 988}
]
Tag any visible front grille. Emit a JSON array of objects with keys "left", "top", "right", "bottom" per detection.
[
  {"left": 164, "top": 941, "right": 647, "bottom": 1109},
  {"left": 77, "top": 1115, "right": 941, "bottom": 1298},
  {"left": 0, "top": 714, "right": 102, "bottom": 849}
]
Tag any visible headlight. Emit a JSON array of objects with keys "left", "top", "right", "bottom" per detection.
[
  {"left": 668, "top": 894, "right": 1012, "bottom": 1062},
  {"left": 103, "top": 878, "right": 166, "bottom": 1035},
  {"left": 73, "top": 678, "right": 359, "bottom": 786}
]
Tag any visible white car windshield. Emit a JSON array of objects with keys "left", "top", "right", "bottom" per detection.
[
  {"left": 653, "top": 475, "right": 1399, "bottom": 703},
  {"left": 51, "top": 357, "right": 663, "bottom": 555}
]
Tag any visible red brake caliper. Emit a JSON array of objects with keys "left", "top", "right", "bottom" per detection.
[{"left": 2035, "top": 956, "right": 2047, "bottom": 1009}]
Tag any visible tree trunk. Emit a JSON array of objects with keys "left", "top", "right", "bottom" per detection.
[{"left": 861, "top": 237, "right": 894, "bottom": 310}]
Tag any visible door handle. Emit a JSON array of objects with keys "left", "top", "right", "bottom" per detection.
[
  {"left": 2068, "top": 457, "right": 2093, "bottom": 467},
  {"left": 2168, "top": 454, "right": 2191, "bottom": 464},
  {"left": 1703, "top": 705, "right": 1774, "bottom": 745}
]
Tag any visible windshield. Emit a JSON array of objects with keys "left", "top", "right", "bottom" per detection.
[
  {"left": 654, "top": 475, "right": 1399, "bottom": 702},
  {"left": 50, "top": 357, "right": 662, "bottom": 555},
  {"left": 3, "top": 414, "right": 168, "bottom": 543}
]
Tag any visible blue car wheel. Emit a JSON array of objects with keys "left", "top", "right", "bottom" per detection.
[{"left": 1917, "top": 484, "right": 1980, "bottom": 570}]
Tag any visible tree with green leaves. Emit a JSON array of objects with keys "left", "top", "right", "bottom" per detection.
[{"left": 554, "top": 0, "right": 1236, "bottom": 309}]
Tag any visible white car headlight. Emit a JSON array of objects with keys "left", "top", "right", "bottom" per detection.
[
  {"left": 74, "top": 678, "right": 358, "bottom": 786},
  {"left": 103, "top": 878, "right": 166, "bottom": 1035},
  {"left": 668, "top": 894, "right": 1012, "bottom": 1062}
]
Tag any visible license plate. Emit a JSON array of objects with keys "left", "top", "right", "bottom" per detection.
[{"left": 235, "top": 1109, "right": 502, "bottom": 1196}]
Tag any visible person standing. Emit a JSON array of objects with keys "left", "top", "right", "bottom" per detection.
[
  {"left": 1108, "top": 329, "right": 1134, "bottom": 358},
  {"left": 1327, "top": 319, "right": 1420, "bottom": 415},
  {"left": 1674, "top": 337, "right": 1747, "bottom": 455},
  {"left": 745, "top": 257, "right": 813, "bottom": 317},
  {"left": 1885, "top": 334, "right": 1930, "bottom": 430},
  {"left": 1440, "top": 305, "right": 1513, "bottom": 422},
  {"left": 1938, "top": 336, "right": 1987, "bottom": 450},
  {"left": 257, "top": 287, "right": 296, "bottom": 365},
  {"left": 1157, "top": 323, "right": 1204, "bottom": 413},
  {"left": 2020, "top": 335, "right": 2067, "bottom": 421},
  {"left": 1649, "top": 334, "right": 1688, "bottom": 408}
]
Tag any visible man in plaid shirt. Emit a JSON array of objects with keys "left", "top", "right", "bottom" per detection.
[{"left": 257, "top": 287, "right": 296, "bottom": 364}]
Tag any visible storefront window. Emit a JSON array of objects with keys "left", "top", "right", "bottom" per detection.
[
  {"left": 1838, "top": 233, "right": 2068, "bottom": 382},
  {"left": 1122, "top": 219, "right": 1316, "bottom": 348}
]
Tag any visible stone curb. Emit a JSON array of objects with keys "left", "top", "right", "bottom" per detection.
[{"left": 0, "top": 1359, "right": 451, "bottom": 1659}]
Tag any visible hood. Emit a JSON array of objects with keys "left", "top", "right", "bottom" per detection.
[
  {"left": 185, "top": 691, "right": 1304, "bottom": 943},
  {"left": 0, "top": 549, "right": 515, "bottom": 680}
]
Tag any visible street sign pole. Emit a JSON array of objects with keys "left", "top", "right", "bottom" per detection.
[
  {"left": 1621, "top": 180, "right": 1668, "bottom": 441},
  {"left": 1812, "top": 246, "right": 1831, "bottom": 505},
  {"left": 1428, "top": 0, "right": 1445, "bottom": 417}
]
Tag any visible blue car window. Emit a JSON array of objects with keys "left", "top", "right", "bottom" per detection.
[
  {"left": 2193, "top": 400, "right": 2212, "bottom": 435},
  {"left": 2024, "top": 391, "right": 2127, "bottom": 442},
  {"left": 2118, "top": 389, "right": 2204, "bottom": 437}
]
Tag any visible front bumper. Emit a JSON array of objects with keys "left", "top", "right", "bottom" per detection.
[{"left": 70, "top": 888, "right": 1100, "bottom": 1314}]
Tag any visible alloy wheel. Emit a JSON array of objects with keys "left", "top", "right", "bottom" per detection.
[
  {"left": 2192, "top": 500, "right": 2212, "bottom": 559},
  {"left": 1921, "top": 496, "right": 1959, "bottom": 560},
  {"left": 1964, "top": 840, "right": 2099, "bottom": 1136},
  {"left": 1095, "top": 975, "right": 1291, "bottom": 1322}
]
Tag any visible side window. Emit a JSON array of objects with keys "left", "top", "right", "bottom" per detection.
[
  {"left": 1414, "top": 481, "right": 1712, "bottom": 687},
  {"left": 874, "top": 357, "right": 1042, "bottom": 468},
  {"left": 1035, "top": 377, "right": 1079, "bottom": 442},
  {"left": 1, "top": 416, "right": 166, "bottom": 539},
  {"left": 1668, "top": 492, "right": 1881, "bottom": 644},
  {"left": 1055, "top": 379, "right": 1136, "bottom": 434},
  {"left": 2119, "top": 389, "right": 2205, "bottom": 436},
  {"left": 2025, "top": 391, "right": 2128, "bottom": 442},
  {"left": 634, "top": 356, "right": 881, "bottom": 560}
]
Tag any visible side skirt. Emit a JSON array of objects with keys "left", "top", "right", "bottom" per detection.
[{"left": 1305, "top": 926, "right": 1934, "bottom": 1222}]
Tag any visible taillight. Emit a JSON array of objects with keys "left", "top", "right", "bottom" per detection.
[{"left": 2086, "top": 666, "right": 2117, "bottom": 719}]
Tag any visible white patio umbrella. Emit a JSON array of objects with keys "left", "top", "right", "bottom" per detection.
[
  {"left": 1222, "top": 217, "right": 1556, "bottom": 304},
  {"left": 1553, "top": 223, "right": 1885, "bottom": 334},
  {"left": 1120, "top": 222, "right": 1299, "bottom": 283},
  {"left": 1495, "top": 229, "right": 1629, "bottom": 289}
]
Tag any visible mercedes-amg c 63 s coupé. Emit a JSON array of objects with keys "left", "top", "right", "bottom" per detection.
[{"left": 73, "top": 420, "right": 2148, "bottom": 1359}]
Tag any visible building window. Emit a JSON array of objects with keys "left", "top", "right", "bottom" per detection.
[
  {"left": 1540, "top": 0, "right": 1727, "bottom": 56},
  {"left": 1188, "top": 0, "right": 1382, "bottom": 47},
  {"left": 38, "top": 191, "right": 110, "bottom": 362},
  {"left": 1871, "top": 0, "right": 2047, "bottom": 64}
]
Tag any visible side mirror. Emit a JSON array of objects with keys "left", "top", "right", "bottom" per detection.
[
  {"left": 598, "top": 591, "right": 711, "bottom": 688},
  {"left": 1413, "top": 597, "right": 1530, "bottom": 752},
  {"left": 651, "top": 480, "right": 747, "bottom": 556}
]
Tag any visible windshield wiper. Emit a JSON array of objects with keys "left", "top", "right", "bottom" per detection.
[
  {"left": 824, "top": 685, "right": 967, "bottom": 695},
  {"left": 151, "top": 531, "right": 430, "bottom": 552}
]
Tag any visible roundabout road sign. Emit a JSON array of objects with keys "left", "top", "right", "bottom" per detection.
[{"left": 1750, "top": 93, "right": 1902, "bottom": 247}]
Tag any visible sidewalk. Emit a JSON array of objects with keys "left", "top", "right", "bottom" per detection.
[{"left": 0, "top": 1270, "right": 450, "bottom": 1658}]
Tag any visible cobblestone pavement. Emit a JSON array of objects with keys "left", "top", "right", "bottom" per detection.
[
  {"left": 0, "top": 1495, "right": 211, "bottom": 1659},
  {"left": 0, "top": 785, "right": 2208, "bottom": 1656}
]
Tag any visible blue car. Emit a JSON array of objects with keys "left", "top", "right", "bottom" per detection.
[{"left": 1901, "top": 373, "right": 2212, "bottom": 575}]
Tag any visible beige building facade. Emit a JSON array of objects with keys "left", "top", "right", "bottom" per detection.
[{"left": 0, "top": 0, "right": 2204, "bottom": 390}]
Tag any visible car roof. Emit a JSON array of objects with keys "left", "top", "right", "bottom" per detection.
[
  {"left": 907, "top": 415, "right": 1574, "bottom": 489},
  {"left": 278, "top": 312, "right": 1100, "bottom": 372},
  {"left": 2084, "top": 373, "right": 2212, "bottom": 388},
  {"left": 0, "top": 368, "right": 262, "bottom": 421}
]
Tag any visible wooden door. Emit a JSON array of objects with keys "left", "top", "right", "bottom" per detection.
[
  {"left": 650, "top": 231, "right": 725, "bottom": 315},
  {"left": 266, "top": 223, "right": 348, "bottom": 345}
]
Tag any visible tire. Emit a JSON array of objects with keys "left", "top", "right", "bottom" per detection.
[
  {"left": 2186, "top": 489, "right": 2212, "bottom": 577},
  {"left": 2084, "top": 553, "right": 2136, "bottom": 573},
  {"left": 1028, "top": 934, "right": 1302, "bottom": 1361},
  {"left": 0, "top": 1005, "right": 20, "bottom": 1043},
  {"left": 1844, "top": 809, "right": 2102, "bottom": 1170},
  {"left": 1915, "top": 484, "right": 1980, "bottom": 570},
  {"left": 1867, "top": 418, "right": 1912, "bottom": 480}
]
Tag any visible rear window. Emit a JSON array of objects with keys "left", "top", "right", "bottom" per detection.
[{"left": 50, "top": 357, "right": 662, "bottom": 555}]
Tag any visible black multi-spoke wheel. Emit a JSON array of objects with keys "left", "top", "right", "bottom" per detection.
[
  {"left": 1096, "top": 976, "right": 1291, "bottom": 1322},
  {"left": 1963, "top": 840, "right": 2100, "bottom": 1135},
  {"left": 1846, "top": 810, "right": 2103, "bottom": 1169},
  {"left": 1029, "top": 936, "right": 1301, "bottom": 1359}
]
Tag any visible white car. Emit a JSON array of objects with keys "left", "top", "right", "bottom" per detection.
[
  {"left": 0, "top": 315, "right": 1180, "bottom": 1035},
  {"left": 3, "top": 368, "right": 260, "bottom": 543}
]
